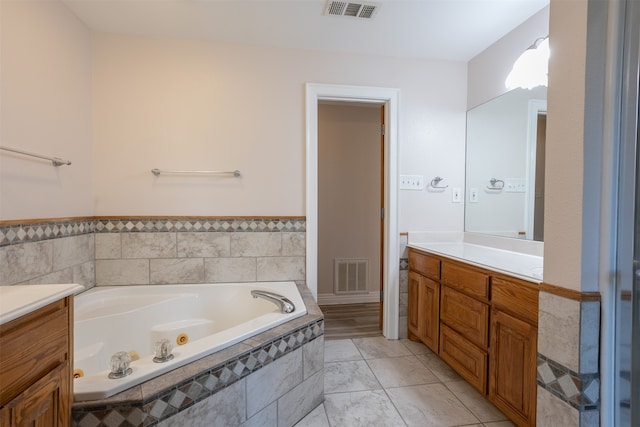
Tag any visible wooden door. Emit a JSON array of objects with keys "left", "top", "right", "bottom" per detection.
[
  {"left": 489, "top": 309, "right": 537, "bottom": 427},
  {"left": 418, "top": 275, "right": 440, "bottom": 353}
]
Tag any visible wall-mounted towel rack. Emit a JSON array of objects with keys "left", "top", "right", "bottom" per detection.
[
  {"left": 0, "top": 145, "right": 72, "bottom": 167},
  {"left": 429, "top": 176, "right": 448, "bottom": 189},
  {"left": 486, "top": 178, "right": 505, "bottom": 190},
  {"left": 151, "top": 168, "right": 241, "bottom": 177}
]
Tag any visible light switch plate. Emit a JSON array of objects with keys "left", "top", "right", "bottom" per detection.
[
  {"left": 469, "top": 188, "right": 479, "bottom": 203},
  {"left": 399, "top": 175, "right": 424, "bottom": 190},
  {"left": 452, "top": 187, "right": 461, "bottom": 203}
]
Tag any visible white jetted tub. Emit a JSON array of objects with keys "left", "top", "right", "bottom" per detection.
[{"left": 73, "top": 281, "right": 307, "bottom": 401}]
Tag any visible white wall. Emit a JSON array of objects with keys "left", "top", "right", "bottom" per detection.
[
  {"left": 467, "top": 6, "right": 549, "bottom": 109},
  {"left": 0, "top": 0, "right": 93, "bottom": 221},
  {"left": 92, "top": 34, "right": 467, "bottom": 231}
]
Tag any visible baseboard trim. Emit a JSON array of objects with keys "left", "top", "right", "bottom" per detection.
[{"left": 317, "top": 291, "right": 380, "bottom": 305}]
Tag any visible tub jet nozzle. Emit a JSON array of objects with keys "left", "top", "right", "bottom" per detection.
[
  {"left": 108, "top": 351, "right": 133, "bottom": 379},
  {"left": 153, "top": 339, "right": 174, "bottom": 363}
]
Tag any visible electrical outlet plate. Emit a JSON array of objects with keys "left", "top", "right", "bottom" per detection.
[{"left": 399, "top": 175, "right": 424, "bottom": 190}]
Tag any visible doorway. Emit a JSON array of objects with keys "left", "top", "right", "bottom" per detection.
[
  {"left": 305, "top": 83, "right": 400, "bottom": 339},
  {"left": 317, "top": 101, "right": 384, "bottom": 338}
]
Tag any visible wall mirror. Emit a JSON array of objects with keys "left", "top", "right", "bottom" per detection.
[{"left": 465, "top": 86, "right": 547, "bottom": 241}]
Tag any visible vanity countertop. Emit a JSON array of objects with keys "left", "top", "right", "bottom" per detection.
[
  {"left": 0, "top": 283, "right": 84, "bottom": 325},
  {"left": 408, "top": 241, "right": 543, "bottom": 283}
]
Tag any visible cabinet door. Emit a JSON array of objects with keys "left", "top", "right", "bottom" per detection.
[
  {"left": 7, "top": 363, "right": 69, "bottom": 427},
  {"left": 489, "top": 309, "right": 537, "bottom": 427},
  {"left": 407, "top": 272, "right": 440, "bottom": 353}
]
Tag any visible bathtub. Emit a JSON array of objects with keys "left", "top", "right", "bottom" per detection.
[{"left": 73, "top": 281, "right": 307, "bottom": 401}]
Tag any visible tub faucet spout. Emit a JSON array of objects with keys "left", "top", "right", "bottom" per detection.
[{"left": 251, "top": 290, "right": 295, "bottom": 314}]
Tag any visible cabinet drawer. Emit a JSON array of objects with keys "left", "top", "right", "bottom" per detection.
[
  {"left": 441, "top": 262, "right": 489, "bottom": 300},
  {"left": 409, "top": 250, "right": 440, "bottom": 280},
  {"left": 0, "top": 299, "right": 69, "bottom": 406},
  {"left": 492, "top": 277, "right": 539, "bottom": 325},
  {"left": 440, "top": 286, "right": 489, "bottom": 349},
  {"left": 439, "top": 324, "right": 487, "bottom": 394}
]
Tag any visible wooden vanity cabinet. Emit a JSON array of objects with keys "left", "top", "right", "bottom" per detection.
[
  {"left": 0, "top": 297, "right": 73, "bottom": 427},
  {"left": 489, "top": 277, "right": 539, "bottom": 427},
  {"left": 407, "top": 248, "right": 539, "bottom": 427},
  {"left": 407, "top": 251, "right": 440, "bottom": 353}
]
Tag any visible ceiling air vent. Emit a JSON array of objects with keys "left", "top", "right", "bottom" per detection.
[{"left": 325, "top": 1, "right": 379, "bottom": 19}]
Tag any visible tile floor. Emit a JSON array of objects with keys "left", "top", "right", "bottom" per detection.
[{"left": 294, "top": 337, "right": 516, "bottom": 427}]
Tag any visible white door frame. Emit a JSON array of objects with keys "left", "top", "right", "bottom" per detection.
[{"left": 305, "top": 83, "right": 400, "bottom": 339}]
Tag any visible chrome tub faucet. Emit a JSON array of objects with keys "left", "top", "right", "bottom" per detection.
[{"left": 251, "top": 290, "right": 295, "bottom": 314}]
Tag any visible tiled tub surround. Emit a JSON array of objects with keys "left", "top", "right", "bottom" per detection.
[
  {"left": 0, "top": 217, "right": 306, "bottom": 288},
  {"left": 0, "top": 232, "right": 96, "bottom": 288},
  {"left": 72, "top": 283, "right": 324, "bottom": 427}
]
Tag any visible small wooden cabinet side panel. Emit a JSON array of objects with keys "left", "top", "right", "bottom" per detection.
[
  {"left": 408, "top": 271, "right": 421, "bottom": 338},
  {"left": 441, "top": 262, "right": 490, "bottom": 301},
  {"left": 489, "top": 309, "right": 537, "bottom": 427},
  {"left": 0, "top": 300, "right": 68, "bottom": 407},
  {"left": 439, "top": 324, "right": 487, "bottom": 394},
  {"left": 408, "top": 250, "right": 441, "bottom": 280},
  {"left": 440, "top": 285, "right": 489, "bottom": 349}
]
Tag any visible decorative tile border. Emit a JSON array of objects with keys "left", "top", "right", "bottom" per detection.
[
  {"left": 537, "top": 353, "right": 599, "bottom": 411},
  {"left": 400, "top": 258, "right": 408, "bottom": 270},
  {"left": 0, "top": 217, "right": 306, "bottom": 247},
  {"left": 0, "top": 219, "right": 94, "bottom": 247},
  {"left": 72, "top": 319, "right": 323, "bottom": 427}
]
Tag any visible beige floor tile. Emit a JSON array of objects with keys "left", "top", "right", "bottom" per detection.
[
  {"left": 416, "top": 353, "right": 463, "bottom": 382},
  {"left": 324, "top": 360, "right": 381, "bottom": 393},
  {"left": 367, "top": 355, "right": 439, "bottom": 388},
  {"left": 483, "top": 421, "right": 517, "bottom": 427},
  {"left": 445, "top": 380, "right": 508, "bottom": 423},
  {"left": 294, "top": 403, "right": 330, "bottom": 427},
  {"left": 324, "top": 338, "right": 363, "bottom": 363},
  {"left": 324, "top": 389, "right": 407, "bottom": 427},
  {"left": 352, "top": 336, "right": 413, "bottom": 359},
  {"left": 386, "top": 383, "right": 480, "bottom": 426},
  {"left": 400, "top": 339, "right": 433, "bottom": 355}
]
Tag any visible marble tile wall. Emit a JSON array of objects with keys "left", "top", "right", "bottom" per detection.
[
  {"left": 0, "top": 233, "right": 95, "bottom": 289},
  {"left": 537, "top": 291, "right": 600, "bottom": 426},
  {"left": 95, "top": 230, "right": 306, "bottom": 286},
  {"left": 0, "top": 218, "right": 305, "bottom": 291}
]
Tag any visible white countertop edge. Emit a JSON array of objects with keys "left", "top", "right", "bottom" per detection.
[
  {"left": 407, "top": 242, "right": 543, "bottom": 283},
  {"left": 0, "top": 283, "right": 85, "bottom": 325}
]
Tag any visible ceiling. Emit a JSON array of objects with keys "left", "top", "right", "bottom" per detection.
[{"left": 63, "top": 0, "right": 549, "bottom": 62}]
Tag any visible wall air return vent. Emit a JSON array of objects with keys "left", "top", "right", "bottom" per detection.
[
  {"left": 325, "top": 1, "right": 379, "bottom": 19},
  {"left": 334, "top": 258, "right": 369, "bottom": 294}
]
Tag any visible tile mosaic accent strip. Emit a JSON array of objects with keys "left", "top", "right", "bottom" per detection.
[
  {"left": 537, "top": 353, "right": 599, "bottom": 411},
  {"left": 0, "top": 219, "right": 94, "bottom": 247},
  {"left": 0, "top": 217, "right": 306, "bottom": 247},
  {"left": 94, "top": 218, "right": 306, "bottom": 234},
  {"left": 400, "top": 258, "right": 408, "bottom": 270},
  {"left": 72, "top": 319, "right": 324, "bottom": 427}
]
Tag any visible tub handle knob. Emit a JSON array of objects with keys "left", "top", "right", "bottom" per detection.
[
  {"left": 154, "top": 339, "right": 174, "bottom": 363},
  {"left": 108, "top": 351, "right": 133, "bottom": 379}
]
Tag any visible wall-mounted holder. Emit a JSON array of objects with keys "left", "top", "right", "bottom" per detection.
[
  {"left": 151, "top": 168, "right": 241, "bottom": 177},
  {"left": 0, "top": 145, "right": 72, "bottom": 167},
  {"left": 486, "top": 178, "right": 505, "bottom": 191},
  {"left": 429, "top": 176, "right": 448, "bottom": 189}
]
